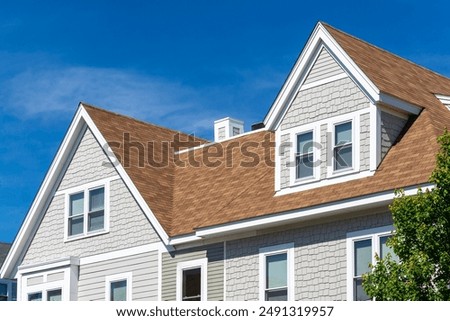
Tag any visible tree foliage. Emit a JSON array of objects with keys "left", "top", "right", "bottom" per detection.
[{"left": 363, "top": 130, "right": 450, "bottom": 300}]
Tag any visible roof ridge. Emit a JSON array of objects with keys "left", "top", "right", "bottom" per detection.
[
  {"left": 321, "top": 22, "right": 450, "bottom": 84},
  {"left": 81, "top": 102, "right": 209, "bottom": 143}
]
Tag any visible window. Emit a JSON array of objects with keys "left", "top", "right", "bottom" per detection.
[
  {"left": 106, "top": 273, "right": 132, "bottom": 301},
  {"left": 110, "top": 280, "right": 127, "bottom": 301},
  {"left": 296, "top": 131, "right": 314, "bottom": 179},
  {"left": 0, "top": 283, "right": 7, "bottom": 301},
  {"left": 353, "top": 239, "right": 371, "bottom": 301},
  {"left": 232, "top": 126, "right": 241, "bottom": 136},
  {"left": 176, "top": 258, "right": 207, "bottom": 301},
  {"left": 28, "top": 292, "right": 42, "bottom": 301},
  {"left": 67, "top": 185, "right": 107, "bottom": 239},
  {"left": 334, "top": 121, "right": 352, "bottom": 171},
  {"left": 182, "top": 268, "right": 201, "bottom": 301},
  {"left": 47, "top": 289, "right": 62, "bottom": 301},
  {"left": 347, "top": 226, "right": 398, "bottom": 301},
  {"left": 265, "top": 253, "right": 288, "bottom": 300},
  {"left": 0, "top": 281, "right": 17, "bottom": 301},
  {"left": 27, "top": 289, "right": 61, "bottom": 301},
  {"left": 259, "top": 243, "right": 294, "bottom": 301}
]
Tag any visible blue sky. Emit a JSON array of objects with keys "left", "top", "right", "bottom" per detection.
[{"left": 1, "top": 0, "right": 450, "bottom": 243}]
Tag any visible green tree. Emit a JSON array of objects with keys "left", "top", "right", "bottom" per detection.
[{"left": 363, "top": 130, "right": 450, "bottom": 300}]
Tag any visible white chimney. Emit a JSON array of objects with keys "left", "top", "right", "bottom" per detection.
[{"left": 214, "top": 117, "right": 244, "bottom": 142}]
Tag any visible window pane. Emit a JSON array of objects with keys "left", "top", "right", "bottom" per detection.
[
  {"left": 88, "top": 211, "right": 104, "bottom": 232},
  {"left": 354, "top": 239, "right": 372, "bottom": 276},
  {"left": 353, "top": 278, "right": 370, "bottom": 301},
  {"left": 334, "top": 145, "right": 352, "bottom": 170},
  {"left": 28, "top": 292, "right": 42, "bottom": 301},
  {"left": 0, "top": 283, "right": 7, "bottom": 301},
  {"left": 182, "top": 268, "right": 201, "bottom": 301},
  {"left": 266, "top": 288, "right": 288, "bottom": 301},
  {"left": 232, "top": 127, "right": 240, "bottom": 136},
  {"left": 297, "top": 132, "right": 313, "bottom": 154},
  {"left": 296, "top": 154, "right": 314, "bottom": 179},
  {"left": 266, "top": 253, "right": 287, "bottom": 289},
  {"left": 70, "top": 192, "right": 84, "bottom": 216},
  {"left": 111, "top": 280, "right": 127, "bottom": 301},
  {"left": 69, "top": 216, "right": 84, "bottom": 236},
  {"left": 47, "top": 289, "right": 62, "bottom": 301},
  {"left": 0, "top": 283, "right": 7, "bottom": 296},
  {"left": 89, "top": 188, "right": 104, "bottom": 212},
  {"left": 380, "top": 235, "right": 399, "bottom": 262},
  {"left": 11, "top": 282, "right": 17, "bottom": 301},
  {"left": 335, "top": 122, "right": 352, "bottom": 145}
]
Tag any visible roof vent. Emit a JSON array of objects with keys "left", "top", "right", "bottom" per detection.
[{"left": 214, "top": 117, "right": 244, "bottom": 142}]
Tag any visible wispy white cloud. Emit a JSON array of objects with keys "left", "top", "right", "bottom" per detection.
[
  {"left": 0, "top": 55, "right": 282, "bottom": 137},
  {"left": 0, "top": 66, "right": 200, "bottom": 119}
]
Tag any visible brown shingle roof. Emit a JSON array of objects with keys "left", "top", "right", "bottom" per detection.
[
  {"left": 84, "top": 104, "right": 208, "bottom": 234},
  {"left": 85, "top": 23, "right": 450, "bottom": 237}
]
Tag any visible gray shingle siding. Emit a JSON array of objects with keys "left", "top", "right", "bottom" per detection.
[
  {"left": 360, "top": 113, "right": 371, "bottom": 171},
  {"left": 380, "top": 111, "right": 407, "bottom": 160},
  {"left": 225, "top": 211, "right": 393, "bottom": 301},
  {"left": 281, "top": 76, "right": 370, "bottom": 131},
  {"left": 57, "top": 127, "right": 117, "bottom": 191},
  {"left": 22, "top": 128, "right": 161, "bottom": 265}
]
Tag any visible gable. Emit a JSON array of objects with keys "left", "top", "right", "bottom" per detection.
[
  {"left": 303, "top": 47, "right": 345, "bottom": 86},
  {"left": 21, "top": 127, "right": 161, "bottom": 266},
  {"left": 281, "top": 76, "right": 370, "bottom": 130},
  {"left": 57, "top": 127, "right": 117, "bottom": 191}
]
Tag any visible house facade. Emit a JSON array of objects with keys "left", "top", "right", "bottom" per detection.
[
  {"left": 0, "top": 243, "right": 16, "bottom": 301},
  {"left": 1, "top": 22, "right": 450, "bottom": 301}
]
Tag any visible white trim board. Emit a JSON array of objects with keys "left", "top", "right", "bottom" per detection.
[
  {"left": 195, "top": 184, "right": 433, "bottom": 239},
  {"left": 259, "top": 243, "right": 295, "bottom": 301},
  {"left": 264, "top": 22, "right": 379, "bottom": 130},
  {"left": 80, "top": 243, "right": 168, "bottom": 265},
  {"left": 346, "top": 225, "right": 394, "bottom": 301},
  {"left": 176, "top": 258, "right": 208, "bottom": 301},
  {"left": 0, "top": 103, "right": 171, "bottom": 279},
  {"left": 263, "top": 22, "right": 422, "bottom": 131},
  {"left": 105, "top": 272, "right": 133, "bottom": 301}
]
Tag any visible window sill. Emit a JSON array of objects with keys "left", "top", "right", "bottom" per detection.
[
  {"left": 64, "top": 229, "right": 109, "bottom": 243},
  {"left": 328, "top": 167, "right": 358, "bottom": 179}
]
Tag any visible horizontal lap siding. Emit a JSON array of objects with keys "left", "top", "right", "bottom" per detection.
[
  {"left": 162, "top": 243, "right": 224, "bottom": 301},
  {"left": 78, "top": 250, "right": 159, "bottom": 301},
  {"left": 303, "top": 48, "right": 344, "bottom": 85}
]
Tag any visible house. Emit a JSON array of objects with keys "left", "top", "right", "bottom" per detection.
[
  {"left": 0, "top": 243, "right": 16, "bottom": 301},
  {"left": 1, "top": 21, "right": 450, "bottom": 301}
]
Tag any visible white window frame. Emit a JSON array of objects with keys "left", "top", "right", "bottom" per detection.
[
  {"left": 259, "top": 243, "right": 295, "bottom": 301},
  {"left": 346, "top": 225, "right": 394, "bottom": 301},
  {"left": 105, "top": 272, "right": 133, "bottom": 301},
  {"left": 176, "top": 258, "right": 208, "bottom": 301},
  {"left": 22, "top": 269, "right": 67, "bottom": 301},
  {"left": 63, "top": 179, "right": 111, "bottom": 242},
  {"left": 289, "top": 125, "right": 320, "bottom": 186},
  {"left": 328, "top": 114, "right": 360, "bottom": 178},
  {"left": 0, "top": 279, "right": 16, "bottom": 301},
  {"left": 18, "top": 257, "right": 79, "bottom": 301}
]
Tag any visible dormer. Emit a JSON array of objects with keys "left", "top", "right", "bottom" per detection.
[
  {"left": 214, "top": 117, "right": 244, "bottom": 142},
  {"left": 265, "top": 22, "right": 421, "bottom": 195}
]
